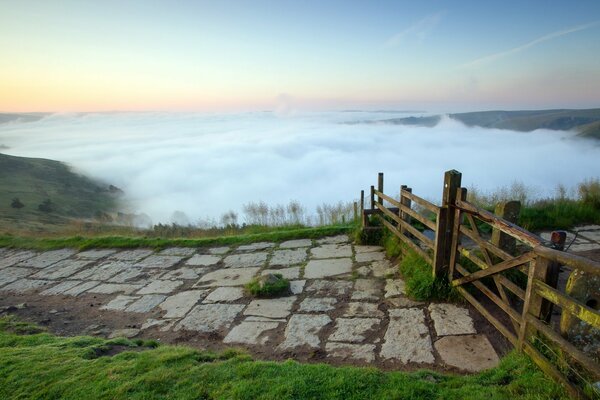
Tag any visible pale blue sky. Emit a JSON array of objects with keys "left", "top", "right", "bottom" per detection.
[{"left": 1, "top": 0, "right": 599, "bottom": 111}]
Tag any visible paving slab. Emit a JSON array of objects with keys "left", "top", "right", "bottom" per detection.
[
  {"left": 278, "top": 314, "right": 332, "bottom": 350},
  {"left": 158, "top": 247, "right": 196, "bottom": 257},
  {"left": 428, "top": 303, "right": 476, "bottom": 336},
  {"left": 107, "top": 268, "right": 145, "bottom": 283},
  {"left": 355, "top": 251, "right": 386, "bottom": 263},
  {"left": 109, "top": 249, "right": 153, "bottom": 261},
  {"left": 434, "top": 334, "right": 499, "bottom": 372},
  {"left": 62, "top": 281, "right": 100, "bottom": 296},
  {"left": 186, "top": 254, "right": 221, "bottom": 267},
  {"left": 203, "top": 287, "right": 245, "bottom": 303},
  {"left": 0, "top": 267, "right": 35, "bottom": 287},
  {"left": 326, "top": 342, "right": 376, "bottom": 362},
  {"left": 101, "top": 295, "right": 139, "bottom": 311},
  {"left": 223, "top": 320, "right": 280, "bottom": 345},
  {"left": 75, "top": 249, "right": 117, "bottom": 260},
  {"left": 141, "top": 318, "right": 171, "bottom": 330},
  {"left": 208, "top": 247, "right": 230, "bottom": 255},
  {"left": 244, "top": 297, "right": 297, "bottom": 319},
  {"left": 195, "top": 267, "right": 260, "bottom": 287},
  {"left": 317, "top": 235, "right": 349, "bottom": 244},
  {"left": 245, "top": 316, "right": 287, "bottom": 322},
  {"left": 344, "top": 302, "right": 384, "bottom": 318},
  {"left": 279, "top": 239, "right": 312, "bottom": 249},
  {"left": 135, "top": 255, "right": 182, "bottom": 269},
  {"left": 328, "top": 318, "right": 380, "bottom": 343},
  {"left": 385, "top": 279, "right": 406, "bottom": 298},
  {"left": 1, "top": 278, "right": 54, "bottom": 292},
  {"left": 109, "top": 328, "right": 140, "bottom": 339},
  {"left": 298, "top": 297, "right": 337, "bottom": 313},
  {"left": 579, "top": 230, "right": 600, "bottom": 242},
  {"left": 371, "top": 260, "right": 396, "bottom": 278},
  {"left": 289, "top": 280, "right": 306, "bottom": 295},
  {"left": 88, "top": 283, "right": 143, "bottom": 295},
  {"left": 223, "top": 252, "right": 268, "bottom": 268},
  {"left": 125, "top": 294, "right": 167, "bottom": 313},
  {"left": 573, "top": 225, "right": 600, "bottom": 232},
  {"left": 261, "top": 267, "right": 300, "bottom": 280},
  {"left": 31, "top": 259, "right": 92, "bottom": 280},
  {"left": 304, "top": 258, "right": 352, "bottom": 279},
  {"left": 305, "top": 280, "right": 352, "bottom": 296},
  {"left": 570, "top": 243, "right": 600, "bottom": 252},
  {"left": 386, "top": 297, "right": 425, "bottom": 308},
  {"left": 310, "top": 244, "right": 352, "bottom": 259},
  {"left": 160, "top": 267, "right": 207, "bottom": 281},
  {"left": 70, "top": 261, "right": 129, "bottom": 281},
  {"left": 0, "top": 250, "right": 36, "bottom": 269},
  {"left": 236, "top": 242, "right": 275, "bottom": 252},
  {"left": 380, "top": 308, "right": 434, "bottom": 364},
  {"left": 269, "top": 249, "right": 307, "bottom": 266},
  {"left": 176, "top": 303, "right": 245, "bottom": 333},
  {"left": 18, "top": 249, "right": 76, "bottom": 269},
  {"left": 138, "top": 280, "right": 183, "bottom": 294},
  {"left": 41, "top": 280, "right": 84, "bottom": 296},
  {"left": 354, "top": 245, "right": 384, "bottom": 254},
  {"left": 159, "top": 290, "right": 208, "bottom": 318},
  {"left": 351, "top": 279, "right": 382, "bottom": 301}
]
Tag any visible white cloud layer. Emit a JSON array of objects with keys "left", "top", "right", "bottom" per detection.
[{"left": 1, "top": 111, "right": 599, "bottom": 224}]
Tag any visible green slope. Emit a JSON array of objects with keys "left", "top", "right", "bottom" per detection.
[{"left": 0, "top": 153, "right": 121, "bottom": 231}]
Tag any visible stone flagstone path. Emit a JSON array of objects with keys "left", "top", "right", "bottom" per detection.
[{"left": 11, "top": 230, "right": 591, "bottom": 372}]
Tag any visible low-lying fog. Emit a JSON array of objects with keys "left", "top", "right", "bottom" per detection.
[{"left": 1, "top": 111, "right": 598, "bottom": 225}]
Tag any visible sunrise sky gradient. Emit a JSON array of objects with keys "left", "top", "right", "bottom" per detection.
[{"left": 1, "top": 0, "right": 599, "bottom": 112}]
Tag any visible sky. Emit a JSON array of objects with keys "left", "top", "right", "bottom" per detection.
[{"left": 1, "top": 0, "right": 600, "bottom": 112}]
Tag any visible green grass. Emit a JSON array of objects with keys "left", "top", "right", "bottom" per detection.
[
  {"left": 0, "top": 315, "right": 568, "bottom": 400},
  {"left": 245, "top": 274, "right": 290, "bottom": 297},
  {"left": 0, "top": 225, "right": 352, "bottom": 251}
]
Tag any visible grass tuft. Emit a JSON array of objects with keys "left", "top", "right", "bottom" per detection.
[{"left": 245, "top": 274, "right": 290, "bottom": 297}]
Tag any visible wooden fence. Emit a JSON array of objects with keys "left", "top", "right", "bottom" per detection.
[{"left": 358, "top": 170, "right": 600, "bottom": 399}]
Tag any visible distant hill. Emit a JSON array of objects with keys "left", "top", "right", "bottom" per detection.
[
  {"left": 379, "top": 108, "right": 600, "bottom": 139},
  {"left": 0, "top": 112, "right": 50, "bottom": 124},
  {"left": 0, "top": 153, "right": 121, "bottom": 232}
]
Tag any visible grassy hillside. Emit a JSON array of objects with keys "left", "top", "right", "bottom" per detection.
[
  {"left": 0, "top": 153, "right": 120, "bottom": 232},
  {"left": 0, "top": 112, "right": 49, "bottom": 124}
]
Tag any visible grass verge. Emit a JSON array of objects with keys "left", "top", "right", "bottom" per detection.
[
  {"left": 0, "top": 315, "right": 567, "bottom": 400},
  {"left": 0, "top": 225, "right": 351, "bottom": 251}
]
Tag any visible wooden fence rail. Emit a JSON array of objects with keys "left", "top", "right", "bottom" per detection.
[{"left": 359, "top": 170, "right": 600, "bottom": 399}]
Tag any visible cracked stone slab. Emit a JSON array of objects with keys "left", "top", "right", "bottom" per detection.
[
  {"left": 235, "top": 242, "right": 275, "bottom": 252},
  {"left": 107, "top": 268, "right": 145, "bottom": 283},
  {"left": 31, "top": 259, "right": 92, "bottom": 280},
  {"left": 109, "top": 249, "right": 154, "bottom": 261},
  {"left": 160, "top": 267, "right": 206, "bottom": 281},
  {"left": 141, "top": 318, "right": 171, "bottom": 330},
  {"left": 385, "top": 279, "right": 406, "bottom": 298},
  {"left": 371, "top": 260, "right": 396, "bottom": 278},
  {"left": 208, "top": 246, "right": 230, "bottom": 255},
  {"left": 186, "top": 254, "right": 221, "bottom": 267},
  {"left": 428, "top": 303, "right": 476, "bottom": 336},
  {"left": 41, "top": 280, "right": 84, "bottom": 296},
  {"left": 435, "top": 334, "right": 499, "bottom": 372},
  {"left": 573, "top": 225, "right": 600, "bottom": 232},
  {"left": 355, "top": 251, "right": 386, "bottom": 263},
  {"left": 18, "top": 249, "right": 76, "bottom": 269},
  {"left": 195, "top": 267, "right": 259, "bottom": 287},
  {"left": 298, "top": 297, "right": 337, "bottom": 313},
  {"left": 579, "top": 230, "right": 600, "bottom": 242},
  {"left": 138, "top": 280, "right": 183, "bottom": 294},
  {"left": 202, "top": 287, "right": 245, "bottom": 303},
  {"left": 158, "top": 247, "right": 196, "bottom": 257},
  {"left": 0, "top": 250, "right": 36, "bottom": 269},
  {"left": 344, "top": 302, "right": 384, "bottom": 318},
  {"left": 289, "top": 280, "right": 306, "bottom": 295},
  {"left": 269, "top": 249, "right": 307, "bottom": 266},
  {"left": 354, "top": 245, "right": 384, "bottom": 254},
  {"left": 304, "top": 258, "right": 352, "bottom": 279},
  {"left": 278, "top": 314, "right": 332, "bottom": 350},
  {"left": 176, "top": 303, "right": 245, "bottom": 333},
  {"left": 88, "top": 283, "right": 143, "bottom": 295},
  {"left": 305, "top": 280, "right": 352, "bottom": 296},
  {"left": 125, "top": 294, "right": 167, "bottom": 313},
  {"left": 1, "top": 278, "right": 54, "bottom": 293},
  {"left": 101, "top": 295, "right": 139, "bottom": 311},
  {"left": 245, "top": 316, "right": 287, "bottom": 322},
  {"left": 223, "top": 320, "right": 280, "bottom": 345},
  {"left": 328, "top": 318, "right": 380, "bottom": 343},
  {"left": 261, "top": 267, "right": 300, "bottom": 280},
  {"left": 109, "top": 328, "right": 140, "bottom": 339},
  {"left": 381, "top": 308, "right": 434, "bottom": 364},
  {"left": 62, "top": 281, "right": 100, "bottom": 296},
  {"left": 310, "top": 244, "right": 352, "bottom": 259},
  {"left": 317, "top": 235, "right": 349, "bottom": 244},
  {"left": 76, "top": 249, "right": 117, "bottom": 260},
  {"left": 570, "top": 243, "right": 600, "bottom": 252},
  {"left": 326, "top": 342, "right": 376, "bottom": 363},
  {"left": 279, "top": 239, "right": 312, "bottom": 249},
  {"left": 351, "top": 279, "right": 382, "bottom": 301},
  {"left": 223, "top": 252, "right": 268, "bottom": 268},
  {"left": 244, "top": 296, "right": 297, "bottom": 319},
  {"left": 134, "top": 255, "right": 182, "bottom": 269},
  {"left": 159, "top": 290, "right": 208, "bottom": 318},
  {"left": 70, "top": 261, "right": 129, "bottom": 281},
  {"left": 0, "top": 267, "right": 35, "bottom": 287}
]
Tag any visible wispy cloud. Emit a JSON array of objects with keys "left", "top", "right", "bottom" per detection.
[
  {"left": 384, "top": 12, "right": 444, "bottom": 48},
  {"left": 460, "top": 21, "right": 599, "bottom": 68}
]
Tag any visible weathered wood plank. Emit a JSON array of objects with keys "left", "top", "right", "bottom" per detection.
[
  {"left": 534, "top": 246, "right": 600, "bottom": 275},
  {"left": 459, "top": 225, "right": 513, "bottom": 261},
  {"left": 448, "top": 187, "right": 466, "bottom": 280},
  {"left": 380, "top": 217, "right": 433, "bottom": 264},
  {"left": 534, "top": 280, "right": 600, "bottom": 329},
  {"left": 401, "top": 189, "right": 439, "bottom": 215},
  {"left": 376, "top": 202, "right": 434, "bottom": 249},
  {"left": 452, "top": 252, "right": 535, "bottom": 287}
]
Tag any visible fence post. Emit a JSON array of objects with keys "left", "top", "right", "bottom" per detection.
[
  {"left": 360, "top": 190, "right": 365, "bottom": 228},
  {"left": 433, "top": 170, "right": 462, "bottom": 277},
  {"left": 518, "top": 256, "right": 551, "bottom": 350},
  {"left": 353, "top": 202, "right": 358, "bottom": 223},
  {"left": 491, "top": 201, "right": 521, "bottom": 256},
  {"left": 370, "top": 185, "right": 375, "bottom": 211},
  {"left": 399, "top": 185, "right": 412, "bottom": 235},
  {"left": 447, "top": 187, "right": 467, "bottom": 280},
  {"left": 378, "top": 172, "right": 384, "bottom": 206}
]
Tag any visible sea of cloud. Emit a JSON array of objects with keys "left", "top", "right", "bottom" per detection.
[{"left": 1, "top": 111, "right": 598, "bottom": 225}]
